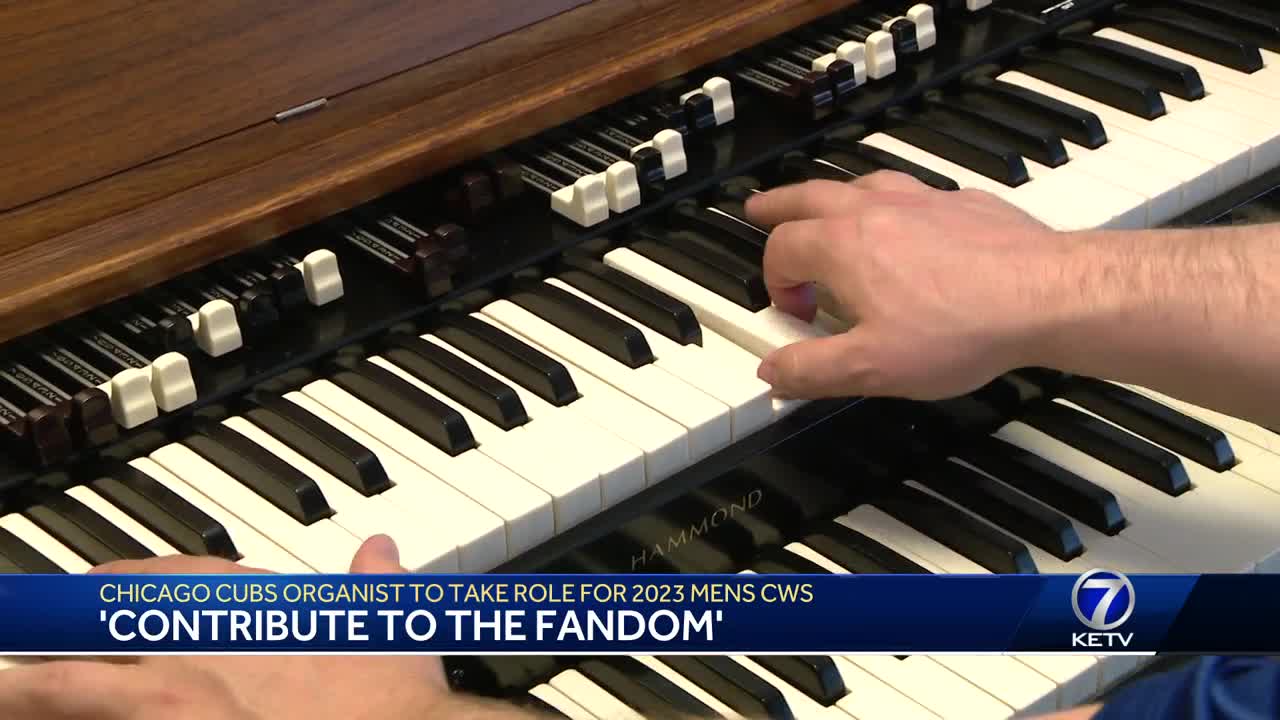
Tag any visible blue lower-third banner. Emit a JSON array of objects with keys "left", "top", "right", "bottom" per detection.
[{"left": 0, "top": 571, "right": 1273, "bottom": 654}]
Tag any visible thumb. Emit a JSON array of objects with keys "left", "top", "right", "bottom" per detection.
[
  {"left": 757, "top": 329, "right": 889, "bottom": 400},
  {"left": 349, "top": 535, "right": 406, "bottom": 574}
]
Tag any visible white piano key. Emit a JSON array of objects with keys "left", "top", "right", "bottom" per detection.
[
  {"left": 858, "top": 132, "right": 1009, "bottom": 194},
  {"left": 222, "top": 416, "right": 458, "bottom": 573},
  {"left": 1060, "top": 139, "right": 1184, "bottom": 226},
  {"left": 836, "top": 506, "right": 1060, "bottom": 716},
  {"left": 425, "top": 329, "right": 688, "bottom": 486},
  {"left": 993, "top": 71, "right": 1223, "bottom": 204},
  {"left": 994, "top": 419, "right": 1280, "bottom": 573},
  {"left": 547, "top": 278, "right": 774, "bottom": 439},
  {"left": 1124, "top": 385, "right": 1280, "bottom": 456},
  {"left": 634, "top": 656, "right": 743, "bottom": 719},
  {"left": 1015, "top": 158, "right": 1148, "bottom": 230},
  {"left": 286, "top": 387, "right": 515, "bottom": 569},
  {"left": 832, "top": 657, "right": 941, "bottom": 720},
  {"left": 830, "top": 652, "right": 1011, "bottom": 720},
  {"left": 1093, "top": 29, "right": 1280, "bottom": 102},
  {"left": 1158, "top": 94, "right": 1280, "bottom": 180},
  {"left": 729, "top": 657, "right": 852, "bottom": 720},
  {"left": 368, "top": 355, "right": 630, "bottom": 521},
  {"left": 0, "top": 514, "right": 92, "bottom": 574},
  {"left": 548, "top": 669, "right": 645, "bottom": 720},
  {"left": 603, "top": 247, "right": 830, "bottom": 359},
  {"left": 528, "top": 684, "right": 598, "bottom": 720},
  {"left": 482, "top": 298, "right": 733, "bottom": 461},
  {"left": 1056, "top": 399, "right": 1280, "bottom": 570},
  {"left": 64, "top": 486, "right": 180, "bottom": 558},
  {"left": 150, "top": 443, "right": 360, "bottom": 574},
  {"left": 865, "top": 129, "right": 1145, "bottom": 230},
  {"left": 126, "top": 458, "right": 309, "bottom": 573}
]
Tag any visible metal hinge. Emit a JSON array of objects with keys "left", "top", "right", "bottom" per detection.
[{"left": 274, "top": 98, "right": 328, "bottom": 123}]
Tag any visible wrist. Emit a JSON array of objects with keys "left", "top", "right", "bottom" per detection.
[{"left": 1012, "top": 228, "right": 1164, "bottom": 373}]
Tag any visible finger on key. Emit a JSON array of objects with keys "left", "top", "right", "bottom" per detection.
[
  {"left": 758, "top": 329, "right": 881, "bottom": 400},
  {"left": 746, "top": 179, "right": 863, "bottom": 225},
  {"left": 849, "top": 169, "right": 932, "bottom": 193},
  {"left": 760, "top": 218, "right": 848, "bottom": 321}
]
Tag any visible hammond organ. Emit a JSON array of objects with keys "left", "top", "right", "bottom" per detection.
[{"left": 3, "top": 0, "right": 1280, "bottom": 716}]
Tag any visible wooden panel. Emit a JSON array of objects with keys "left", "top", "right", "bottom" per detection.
[
  {"left": 0, "top": 0, "right": 588, "bottom": 211},
  {"left": 0, "top": 0, "right": 857, "bottom": 344}
]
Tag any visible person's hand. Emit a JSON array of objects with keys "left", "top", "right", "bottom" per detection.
[
  {"left": 747, "top": 172, "right": 1071, "bottom": 401},
  {"left": 0, "top": 537, "right": 472, "bottom": 720}
]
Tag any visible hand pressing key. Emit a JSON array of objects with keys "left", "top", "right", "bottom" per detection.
[
  {"left": 746, "top": 170, "right": 1280, "bottom": 433},
  {"left": 746, "top": 171, "right": 1060, "bottom": 401}
]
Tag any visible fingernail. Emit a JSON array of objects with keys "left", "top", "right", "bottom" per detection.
[
  {"left": 757, "top": 356, "right": 778, "bottom": 386},
  {"left": 366, "top": 534, "right": 400, "bottom": 567}
]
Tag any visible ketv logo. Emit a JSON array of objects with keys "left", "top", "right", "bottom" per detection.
[{"left": 1070, "top": 569, "right": 1136, "bottom": 649}]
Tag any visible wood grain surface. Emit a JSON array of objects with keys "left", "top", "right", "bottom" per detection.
[
  {"left": 0, "top": 0, "right": 857, "bottom": 344},
  {"left": 0, "top": 0, "right": 588, "bottom": 211}
]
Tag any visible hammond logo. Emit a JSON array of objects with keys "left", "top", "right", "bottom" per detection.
[{"left": 1070, "top": 569, "right": 1135, "bottom": 649}]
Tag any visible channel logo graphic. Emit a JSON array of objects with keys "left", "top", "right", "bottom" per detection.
[{"left": 1070, "top": 569, "right": 1136, "bottom": 649}]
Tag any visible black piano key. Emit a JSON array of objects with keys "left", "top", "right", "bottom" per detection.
[
  {"left": 588, "top": 657, "right": 719, "bottom": 718},
  {"left": 573, "top": 660, "right": 688, "bottom": 717},
  {"left": 883, "top": 107, "right": 1031, "bottom": 186},
  {"left": 745, "top": 553, "right": 854, "bottom": 706},
  {"left": 1055, "top": 33, "right": 1206, "bottom": 100},
  {"left": 628, "top": 229, "right": 771, "bottom": 312},
  {"left": 953, "top": 436, "right": 1127, "bottom": 536},
  {"left": 185, "top": 424, "right": 335, "bottom": 525},
  {"left": 91, "top": 463, "right": 240, "bottom": 560},
  {"left": 1110, "top": 4, "right": 1265, "bottom": 72},
  {"left": 817, "top": 143, "right": 961, "bottom": 190},
  {"left": 382, "top": 334, "right": 528, "bottom": 431},
  {"left": 557, "top": 253, "right": 702, "bottom": 346},
  {"left": 1017, "top": 46, "right": 1168, "bottom": 119},
  {"left": 245, "top": 395, "right": 394, "bottom": 496},
  {"left": 914, "top": 461, "right": 1084, "bottom": 561},
  {"left": 0, "top": 556, "right": 24, "bottom": 574},
  {"left": 514, "top": 694, "right": 566, "bottom": 718},
  {"left": 776, "top": 152, "right": 858, "bottom": 184},
  {"left": 24, "top": 503, "right": 122, "bottom": 566},
  {"left": 1021, "top": 400, "right": 1192, "bottom": 496},
  {"left": 660, "top": 656, "right": 794, "bottom": 720},
  {"left": 871, "top": 484, "right": 1039, "bottom": 574},
  {"left": 328, "top": 356, "right": 477, "bottom": 456},
  {"left": 0, "top": 526, "right": 65, "bottom": 574},
  {"left": 1058, "top": 378, "right": 1235, "bottom": 471},
  {"left": 434, "top": 313, "right": 580, "bottom": 407},
  {"left": 445, "top": 655, "right": 558, "bottom": 696},
  {"left": 507, "top": 279, "right": 655, "bottom": 369},
  {"left": 921, "top": 93, "right": 1070, "bottom": 167},
  {"left": 1163, "top": 0, "right": 1279, "bottom": 52},
  {"left": 960, "top": 74, "right": 1109, "bottom": 149},
  {"left": 751, "top": 544, "right": 829, "bottom": 575},
  {"left": 801, "top": 521, "right": 931, "bottom": 574},
  {"left": 41, "top": 494, "right": 154, "bottom": 561},
  {"left": 747, "top": 656, "right": 846, "bottom": 707},
  {"left": 668, "top": 199, "right": 769, "bottom": 254}
]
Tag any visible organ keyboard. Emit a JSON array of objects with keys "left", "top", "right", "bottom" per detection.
[{"left": 4, "top": 0, "right": 1280, "bottom": 716}]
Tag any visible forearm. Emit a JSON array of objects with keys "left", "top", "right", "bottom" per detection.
[{"left": 1025, "top": 223, "right": 1280, "bottom": 427}]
